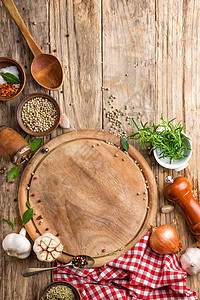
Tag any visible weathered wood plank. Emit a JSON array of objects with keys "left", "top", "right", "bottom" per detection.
[
  {"left": 0, "top": 1, "right": 51, "bottom": 299},
  {"left": 102, "top": 0, "right": 155, "bottom": 167},
  {"left": 49, "top": 0, "right": 102, "bottom": 138},
  {"left": 156, "top": 0, "right": 200, "bottom": 297}
]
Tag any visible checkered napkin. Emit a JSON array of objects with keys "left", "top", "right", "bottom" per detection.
[{"left": 54, "top": 232, "right": 197, "bottom": 300}]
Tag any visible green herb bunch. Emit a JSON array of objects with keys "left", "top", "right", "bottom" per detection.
[{"left": 128, "top": 114, "right": 191, "bottom": 163}]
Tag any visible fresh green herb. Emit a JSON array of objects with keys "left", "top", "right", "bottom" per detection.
[
  {"left": 121, "top": 136, "right": 129, "bottom": 151},
  {"left": 0, "top": 72, "right": 20, "bottom": 84},
  {"left": 22, "top": 208, "right": 34, "bottom": 227},
  {"left": 3, "top": 217, "right": 17, "bottom": 229},
  {"left": 128, "top": 114, "right": 191, "bottom": 163},
  {"left": 25, "top": 134, "right": 30, "bottom": 143},
  {"left": 29, "top": 138, "right": 42, "bottom": 151},
  {"left": 26, "top": 200, "right": 31, "bottom": 209},
  {"left": 8, "top": 166, "right": 19, "bottom": 183}
]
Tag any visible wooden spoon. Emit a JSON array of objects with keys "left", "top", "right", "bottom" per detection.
[{"left": 2, "top": 0, "right": 63, "bottom": 90}]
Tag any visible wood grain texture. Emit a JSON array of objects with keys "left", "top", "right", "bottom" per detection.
[
  {"left": 156, "top": 0, "right": 200, "bottom": 296},
  {"left": 1, "top": 0, "right": 200, "bottom": 298},
  {"left": 18, "top": 130, "right": 157, "bottom": 267}
]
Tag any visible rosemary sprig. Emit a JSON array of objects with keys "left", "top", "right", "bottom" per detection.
[{"left": 128, "top": 114, "right": 191, "bottom": 163}]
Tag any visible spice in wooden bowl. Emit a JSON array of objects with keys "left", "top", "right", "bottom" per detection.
[
  {"left": 40, "top": 281, "right": 81, "bottom": 300},
  {"left": 0, "top": 57, "right": 26, "bottom": 101},
  {"left": 17, "top": 93, "right": 61, "bottom": 136}
]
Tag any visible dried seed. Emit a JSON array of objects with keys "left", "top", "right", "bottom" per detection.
[
  {"left": 137, "top": 192, "right": 140, "bottom": 195},
  {"left": 114, "top": 154, "right": 118, "bottom": 157},
  {"left": 161, "top": 205, "right": 174, "bottom": 214},
  {"left": 92, "top": 145, "right": 95, "bottom": 148}
]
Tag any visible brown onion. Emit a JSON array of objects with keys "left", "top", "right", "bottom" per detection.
[{"left": 149, "top": 224, "right": 183, "bottom": 254}]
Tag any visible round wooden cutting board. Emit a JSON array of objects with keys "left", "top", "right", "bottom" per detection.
[{"left": 18, "top": 130, "right": 157, "bottom": 267}]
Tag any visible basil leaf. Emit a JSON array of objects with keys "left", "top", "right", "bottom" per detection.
[
  {"left": 8, "top": 166, "right": 19, "bottom": 183},
  {"left": 26, "top": 200, "right": 31, "bottom": 209},
  {"left": 3, "top": 218, "right": 17, "bottom": 229},
  {"left": 0, "top": 72, "right": 20, "bottom": 84},
  {"left": 121, "top": 137, "right": 129, "bottom": 151},
  {"left": 29, "top": 138, "right": 42, "bottom": 151},
  {"left": 25, "top": 134, "right": 30, "bottom": 143},
  {"left": 22, "top": 208, "right": 34, "bottom": 226}
]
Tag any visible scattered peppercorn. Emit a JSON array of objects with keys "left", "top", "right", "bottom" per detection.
[
  {"left": 102, "top": 248, "right": 106, "bottom": 252},
  {"left": 56, "top": 233, "right": 60, "bottom": 237},
  {"left": 72, "top": 256, "right": 88, "bottom": 268},
  {"left": 37, "top": 215, "right": 42, "bottom": 220},
  {"left": 37, "top": 200, "right": 41, "bottom": 203},
  {"left": 31, "top": 193, "right": 35, "bottom": 197},
  {"left": 34, "top": 177, "right": 37, "bottom": 180},
  {"left": 13, "top": 199, "right": 17, "bottom": 202},
  {"left": 65, "top": 34, "right": 70, "bottom": 37},
  {"left": 36, "top": 229, "right": 39, "bottom": 233},
  {"left": 10, "top": 180, "right": 14, "bottom": 184},
  {"left": 17, "top": 39, "right": 20, "bottom": 43},
  {"left": 45, "top": 228, "right": 49, "bottom": 231},
  {"left": 53, "top": 49, "right": 57, "bottom": 52},
  {"left": 7, "top": 189, "right": 10, "bottom": 192}
]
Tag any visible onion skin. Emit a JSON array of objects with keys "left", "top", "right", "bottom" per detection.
[{"left": 149, "top": 224, "right": 183, "bottom": 255}]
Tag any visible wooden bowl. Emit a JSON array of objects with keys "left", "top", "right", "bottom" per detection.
[
  {"left": 0, "top": 57, "right": 26, "bottom": 101},
  {"left": 39, "top": 281, "right": 81, "bottom": 300},
  {"left": 17, "top": 93, "right": 61, "bottom": 136}
]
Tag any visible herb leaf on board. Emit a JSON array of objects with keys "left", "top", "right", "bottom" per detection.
[
  {"left": 29, "top": 138, "right": 42, "bottom": 151},
  {"left": 25, "top": 134, "right": 30, "bottom": 143},
  {"left": 121, "top": 136, "right": 129, "bottom": 151},
  {"left": 8, "top": 166, "right": 19, "bottom": 183},
  {"left": 3, "top": 218, "right": 17, "bottom": 229},
  {"left": 26, "top": 200, "right": 31, "bottom": 209},
  {"left": 22, "top": 208, "right": 34, "bottom": 227},
  {"left": 0, "top": 72, "right": 20, "bottom": 84}
]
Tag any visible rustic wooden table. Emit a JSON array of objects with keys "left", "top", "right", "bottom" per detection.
[{"left": 0, "top": 0, "right": 200, "bottom": 299}]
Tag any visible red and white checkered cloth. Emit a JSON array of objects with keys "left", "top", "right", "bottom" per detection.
[{"left": 54, "top": 232, "right": 197, "bottom": 300}]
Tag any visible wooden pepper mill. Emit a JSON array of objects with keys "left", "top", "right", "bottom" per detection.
[
  {"left": 0, "top": 126, "right": 32, "bottom": 165},
  {"left": 164, "top": 176, "right": 200, "bottom": 241}
]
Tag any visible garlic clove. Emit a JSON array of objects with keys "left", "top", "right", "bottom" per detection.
[
  {"left": 47, "top": 253, "right": 54, "bottom": 262},
  {"left": 40, "top": 241, "right": 48, "bottom": 250},
  {"left": 49, "top": 239, "right": 59, "bottom": 248},
  {"left": 42, "top": 236, "right": 51, "bottom": 246},
  {"left": 38, "top": 251, "right": 48, "bottom": 261},
  {"left": 47, "top": 247, "right": 55, "bottom": 252},
  {"left": 60, "top": 113, "right": 71, "bottom": 129},
  {"left": 35, "top": 245, "right": 43, "bottom": 253},
  {"left": 56, "top": 244, "right": 63, "bottom": 252},
  {"left": 51, "top": 250, "right": 61, "bottom": 259}
]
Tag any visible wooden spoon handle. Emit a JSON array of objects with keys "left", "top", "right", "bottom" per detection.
[{"left": 1, "top": 0, "right": 42, "bottom": 57}]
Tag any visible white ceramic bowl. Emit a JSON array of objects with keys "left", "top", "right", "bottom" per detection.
[{"left": 153, "top": 132, "right": 192, "bottom": 172}]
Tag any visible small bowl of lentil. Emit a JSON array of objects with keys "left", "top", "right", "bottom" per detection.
[
  {"left": 17, "top": 93, "right": 61, "bottom": 136},
  {"left": 0, "top": 57, "right": 26, "bottom": 101},
  {"left": 40, "top": 281, "right": 81, "bottom": 300}
]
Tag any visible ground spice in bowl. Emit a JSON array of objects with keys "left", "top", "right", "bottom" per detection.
[
  {"left": 46, "top": 285, "right": 76, "bottom": 300},
  {"left": 40, "top": 281, "right": 81, "bottom": 300}
]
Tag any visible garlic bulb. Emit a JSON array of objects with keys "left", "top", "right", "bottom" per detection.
[
  {"left": 2, "top": 227, "right": 31, "bottom": 259},
  {"left": 33, "top": 233, "right": 63, "bottom": 262},
  {"left": 180, "top": 247, "right": 200, "bottom": 275},
  {"left": 60, "top": 113, "right": 71, "bottom": 129}
]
